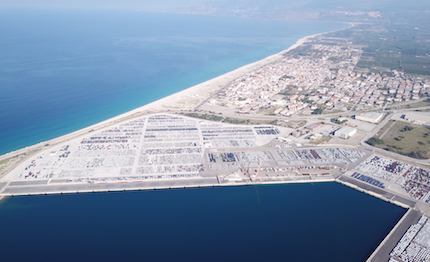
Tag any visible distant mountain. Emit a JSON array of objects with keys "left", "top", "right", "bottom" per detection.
[{"left": 147, "top": 0, "right": 429, "bottom": 21}]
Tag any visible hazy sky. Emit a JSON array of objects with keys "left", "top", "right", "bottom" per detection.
[
  {"left": 0, "top": 0, "right": 204, "bottom": 10},
  {"left": 1, "top": 0, "right": 428, "bottom": 11}
]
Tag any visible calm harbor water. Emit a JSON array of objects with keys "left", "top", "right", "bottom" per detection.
[{"left": 0, "top": 183, "right": 405, "bottom": 262}]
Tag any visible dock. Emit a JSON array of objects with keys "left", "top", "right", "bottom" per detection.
[{"left": 367, "top": 209, "right": 422, "bottom": 262}]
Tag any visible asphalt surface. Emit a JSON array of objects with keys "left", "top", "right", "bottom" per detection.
[{"left": 1, "top": 177, "right": 219, "bottom": 196}]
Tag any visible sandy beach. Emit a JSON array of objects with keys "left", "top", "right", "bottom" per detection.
[
  {"left": 0, "top": 33, "right": 314, "bottom": 161},
  {"left": 0, "top": 24, "right": 427, "bottom": 262},
  {"left": 0, "top": 28, "right": 337, "bottom": 168}
]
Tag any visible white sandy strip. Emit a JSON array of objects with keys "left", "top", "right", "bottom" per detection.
[{"left": 0, "top": 32, "right": 325, "bottom": 161}]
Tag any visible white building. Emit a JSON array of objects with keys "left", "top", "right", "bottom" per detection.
[
  {"left": 356, "top": 112, "right": 384, "bottom": 123},
  {"left": 405, "top": 112, "right": 430, "bottom": 126},
  {"left": 334, "top": 126, "right": 357, "bottom": 139}
]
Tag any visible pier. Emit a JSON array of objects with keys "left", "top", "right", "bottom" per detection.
[{"left": 366, "top": 209, "right": 422, "bottom": 262}]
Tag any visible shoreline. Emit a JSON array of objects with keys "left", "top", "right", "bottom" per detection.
[
  {"left": 0, "top": 30, "right": 331, "bottom": 163},
  {"left": 0, "top": 22, "right": 425, "bottom": 262}
]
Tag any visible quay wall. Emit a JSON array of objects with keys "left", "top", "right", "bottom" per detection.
[
  {"left": 366, "top": 209, "right": 421, "bottom": 262},
  {"left": 0, "top": 175, "right": 414, "bottom": 262},
  {"left": 336, "top": 177, "right": 420, "bottom": 262},
  {"left": 0, "top": 177, "right": 335, "bottom": 198},
  {"left": 336, "top": 178, "right": 412, "bottom": 209}
]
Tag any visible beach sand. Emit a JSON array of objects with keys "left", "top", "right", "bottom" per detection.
[{"left": 0, "top": 33, "right": 319, "bottom": 164}]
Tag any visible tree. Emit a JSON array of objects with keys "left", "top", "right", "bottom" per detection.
[
  {"left": 366, "top": 137, "right": 384, "bottom": 146},
  {"left": 311, "top": 108, "right": 323, "bottom": 115}
]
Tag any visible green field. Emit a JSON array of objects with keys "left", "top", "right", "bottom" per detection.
[
  {"left": 327, "top": 13, "right": 430, "bottom": 76},
  {"left": 310, "top": 135, "right": 332, "bottom": 145},
  {"left": 180, "top": 112, "right": 278, "bottom": 125},
  {"left": 367, "top": 121, "right": 430, "bottom": 159}
]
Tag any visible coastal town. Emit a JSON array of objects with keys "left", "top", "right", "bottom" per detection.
[
  {"left": 1, "top": 23, "right": 430, "bottom": 262},
  {"left": 204, "top": 37, "right": 429, "bottom": 117}
]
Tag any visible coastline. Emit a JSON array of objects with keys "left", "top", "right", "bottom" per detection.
[
  {"left": 0, "top": 23, "right": 424, "bottom": 262},
  {"left": 0, "top": 31, "right": 325, "bottom": 164}
]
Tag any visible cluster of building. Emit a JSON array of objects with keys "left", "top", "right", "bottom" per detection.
[
  {"left": 290, "top": 121, "right": 357, "bottom": 141},
  {"left": 210, "top": 37, "right": 430, "bottom": 115},
  {"left": 291, "top": 122, "right": 324, "bottom": 138},
  {"left": 390, "top": 216, "right": 430, "bottom": 262},
  {"left": 322, "top": 69, "right": 429, "bottom": 108}
]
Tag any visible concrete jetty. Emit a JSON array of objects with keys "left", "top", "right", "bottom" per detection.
[{"left": 367, "top": 209, "right": 422, "bottom": 262}]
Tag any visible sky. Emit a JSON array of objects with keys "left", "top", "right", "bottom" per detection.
[
  {"left": 0, "top": 0, "right": 428, "bottom": 11},
  {"left": 0, "top": 0, "right": 204, "bottom": 10}
]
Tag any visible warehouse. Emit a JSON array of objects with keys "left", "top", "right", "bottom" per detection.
[
  {"left": 334, "top": 126, "right": 357, "bottom": 139},
  {"left": 356, "top": 112, "right": 384, "bottom": 123}
]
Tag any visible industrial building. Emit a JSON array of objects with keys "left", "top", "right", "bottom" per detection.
[
  {"left": 404, "top": 112, "right": 430, "bottom": 126},
  {"left": 305, "top": 122, "right": 323, "bottom": 131},
  {"left": 334, "top": 126, "right": 357, "bottom": 139},
  {"left": 356, "top": 112, "right": 384, "bottom": 123}
]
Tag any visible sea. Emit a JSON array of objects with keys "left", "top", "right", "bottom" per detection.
[
  {"left": 0, "top": 9, "right": 406, "bottom": 262},
  {"left": 0, "top": 9, "right": 345, "bottom": 155}
]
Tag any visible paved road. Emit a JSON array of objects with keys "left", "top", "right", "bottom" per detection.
[
  {"left": 337, "top": 175, "right": 416, "bottom": 208},
  {"left": 1, "top": 177, "right": 219, "bottom": 196}
]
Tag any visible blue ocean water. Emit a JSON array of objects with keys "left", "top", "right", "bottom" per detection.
[
  {"left": 0, "top": 183, "right": 405, "bottom": 262},
  {"left": 0, "top": 9, "right": 345, "bottom": 154},
  {"left": 0, "top": 10, "right": 404, "bottom": 262}
]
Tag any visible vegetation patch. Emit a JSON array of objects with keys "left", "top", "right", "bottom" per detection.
[
  {"left": 311, "top": 107, "right": 324, "bottom": 115},
  {"left": 181, "top": 112, "right": 223, "bottom": 122},
  {"left": 366, "top": 137, "right": 384, "bottom": 146},
  {"left": 276, "top": 120, "right": 307, "bottom": 129},
  {"left": 310, "top": 135, "right": 332, "bottom": 145},
  {"left": 223, "top": 117, "right": 250, "bottom": 125},
  {"left": 0, "top": 151, "right": 39, "bottom": 177},
  {"left": 331, "top": 117, "right": 348, "bottom": 125},
  {"left": 327, "top": 19, "right": 430, "bottom": 75},
  {"left": 181, "top": 112, "right": 275, "bottom": 126},
  {"left": 366, "top": 121, "right": 430, "bottom": 159}
]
